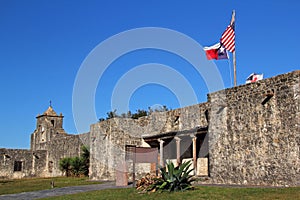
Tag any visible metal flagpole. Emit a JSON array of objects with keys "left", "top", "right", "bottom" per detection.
[
  {"left": 221, "top": 10, "right": 236, "bottom": 86},
  {"left": 232, "top": 10, "right": 237, "bottom": 86},
  {"left": 233, "top": 50, "right": 236, "bottom": 86}
]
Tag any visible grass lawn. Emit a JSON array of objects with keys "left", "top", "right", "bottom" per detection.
[
  {"left": 0, "top": 177, "right": 100, "bottom": 195},
  {"left": 41, "top": 186, "right": 300, "bottom": 200}
]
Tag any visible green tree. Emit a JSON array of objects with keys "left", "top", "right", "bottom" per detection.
[
  {"left": 131, "top": 109, "right": 148, "bottom": 119},
  {"left": 59, "top": 157, "right": 72, "bottom": 177},
  {"left": 81, "top": 146, "right": 90, "bottom": 176},
  {"left": 98, "top": 118, "right": 105, "bottom": 122},
  {"left": 106, "top": 109, "right": 118, "bottom": 119},
  {"left": 148, "top": 105, "right": 169, "bottom": 114},
  {"left": 70, "top": 157, "right": 83, "bottom": 177},
  {"left": 59, "top": 146, "right": 90, "bottom": 177},
  {"left": 126, "top": 111, "right": 132, "bottom": 118}
]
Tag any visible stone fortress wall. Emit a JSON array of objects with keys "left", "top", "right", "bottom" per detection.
[
  {"left": 208, "top": 70, "right": 299, "bottom": 186},
  {"left": 0, "top": 70, "right": 299, "bottom": 186},
  {"left": 89, "top": 102, "right": 209, "bottom": 181},
  {"left": 89, "top": 70, "right": 299, "bottom": 186}
]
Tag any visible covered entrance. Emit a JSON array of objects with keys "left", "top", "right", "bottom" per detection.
[{"left": 142, "top": 126, "right": 209, "bottom": 176}]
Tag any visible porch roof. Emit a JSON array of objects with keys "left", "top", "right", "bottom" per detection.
[{"left": 142, "top": 126, "right": 208, "bottom": 141}]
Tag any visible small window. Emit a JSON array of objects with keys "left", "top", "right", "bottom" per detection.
[
  {"left": 51, "top": 120, "right": 55, "bottom": 126},
  {"left": 49, "top": 161, "right": 53, "bottom": 173},
  {"left": 14, "top": 161, "right": 22, "bottom": 172}
]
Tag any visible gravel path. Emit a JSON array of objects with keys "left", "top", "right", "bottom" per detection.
[{"left": 0, "top": 182, "right": 130, "bottom": 200}]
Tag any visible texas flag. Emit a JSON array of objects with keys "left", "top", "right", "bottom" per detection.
[
  {"left": 246, "top": 73, "right": 263, "bottom": 83},
  {"left": 203, "top": 43, "right": 228, "bottom": 60}
]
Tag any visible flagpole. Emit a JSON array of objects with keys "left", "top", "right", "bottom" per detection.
[
  {"left": 232, "top": 10, "right": 237, "bottom": 86},
  {"left": 233, "top": 50, "right": 236, "bottom": 86}
]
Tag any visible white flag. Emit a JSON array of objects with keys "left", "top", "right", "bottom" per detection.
[{"left": 246, "top": 73, "right": 263, "bottom": 84}]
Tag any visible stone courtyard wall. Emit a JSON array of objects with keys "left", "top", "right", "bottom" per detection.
[
  {"left": 141, "top": 103, "right": 209, "bottom": 138},
  {"left": 1, "top": 70, "right": 298, "bottom": 187},
  {"left": 90, "top": 118, "right": 143, "bottom": 180},
  {"left": 89, "top": 102, "right": 209, "bottom": 181},
  {"left": 208, "top": 70, "right": 300, "bottom": 186},
  {"left": 0, "top": 132, "right": 90, "bottom": 179},
  {"left": 46, "top": 133, "right": 90, "bottom": 177},
  {"left": 0, "top": 149, "right": 47, "bottom": 179}
]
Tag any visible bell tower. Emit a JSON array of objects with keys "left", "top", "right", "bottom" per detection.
[{"left": 30, "top": 104, "right": 67, "bottom": 150}]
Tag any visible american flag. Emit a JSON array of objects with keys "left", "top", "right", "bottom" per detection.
[{"left": 220, "top": 13, "right": 235, "bottom": 53}]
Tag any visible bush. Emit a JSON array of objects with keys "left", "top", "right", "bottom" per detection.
[
  {"left": 81, "top": 146, "right": 90, "bottom": 176},
  {"left": 59, "top": 157, "right": 73, "bottom": 177},
  {"left": 70, "top": 157, "right": 84, "bottom": 177},
  {"left": 147, "top": 160, "right": 194, "bottom": 192},
  {"left": 59, "top": 146, "right": 90, "bottom": 177}
]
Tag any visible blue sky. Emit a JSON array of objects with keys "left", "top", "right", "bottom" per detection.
[{"left": 0, "top": 0, "right": 299, "bottom": 148}]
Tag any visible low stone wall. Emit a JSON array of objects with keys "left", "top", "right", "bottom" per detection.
[{"left": 0, "top": 149, "right": 47, "bottom": 179}]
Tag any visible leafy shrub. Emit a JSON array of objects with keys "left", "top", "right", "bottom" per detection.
[
  {"left": 59, "top": 157, "right": 72, "bottom": 177},
  {"left": 148, "top": 160, "right": 194, "bottom": 192},
  {"left": 70, "top": 157, "right": 84, "bottom": 177},
  {"left": 59, "top": 146, "right": 90, "bottom": 177},
  {"left": 81, "top": 146, "right": 90, "bottom": 176}
]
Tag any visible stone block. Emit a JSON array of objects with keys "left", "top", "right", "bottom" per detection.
[
  {"left": 197, "top": 158, "right": 208, "bottom": 176},
  {"left": 115, "top": 161, "right": 128, "bottom": 186}
]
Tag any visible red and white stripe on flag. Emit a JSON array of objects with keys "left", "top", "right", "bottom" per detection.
[{"left": 221, "top": 25, "right": 235, "bottom": 53}]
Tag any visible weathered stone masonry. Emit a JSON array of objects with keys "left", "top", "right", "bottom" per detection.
[
  {"left": 208, "top": 70, "right": 300, "bottom": 186},
  {"left": 0, "top": 70, "right": 299, "bottom": 187},
  {"left": 89, "top": 102, "right": 210, "bottom": 181},
  {"left": 0, "top": 149, "right": 47, "bottom": 179},
  {"left": 0, "top": 106, "right": 90, "bottom": 178},
  {"left": 89, "top": 70, "right": 299, "bottom": 186}
]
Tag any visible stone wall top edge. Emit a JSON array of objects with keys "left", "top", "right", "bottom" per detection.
[
  {"left": 0, "top": 148, "right": 32, "bottom": 152},
  {"left": 208, "top": 70, "right": 299, "bottom": 97},
  {"left": 172, "top": 101, "right": 209, "bottom": 110},
  {"left": 90, "top": 101, "right": 210, "bottom": 127},
  {"left": 73, "top": 132, "right": 90, "bottom": 136},
  {"left": 90, "top": 71, "right": 298, "bottom": 127}
]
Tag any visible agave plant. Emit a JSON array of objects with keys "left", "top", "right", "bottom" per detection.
[{"left": 149, "top": 160, "right": 194, "bottom": 192}]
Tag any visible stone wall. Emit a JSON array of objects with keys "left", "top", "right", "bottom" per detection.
[
  {"left": 141, "top": 103, "right": 209, "bottom": 138},
  {"left": 208, "top": 70, "right": 300, "bottom": 186},
  {"left": 1, "top": 70, "right": 298, "bottom": 187},
  {"left": 89, "top": 102, "right": 209, "bottom": 181},
  {"left": 90, "top": 118, "right": 142, "bottom": 180},
  {"left": 78, "top": 132, "right": 90, "bottom": 148},
  {"left": 0, "top": 132, "right": 89, "bottom": 179},
  {"left": 0, "top": 149, "right": 47, "bottom": 179},
  {"left": 46, "top": 133, "right": 89, "bottom": 177}
]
